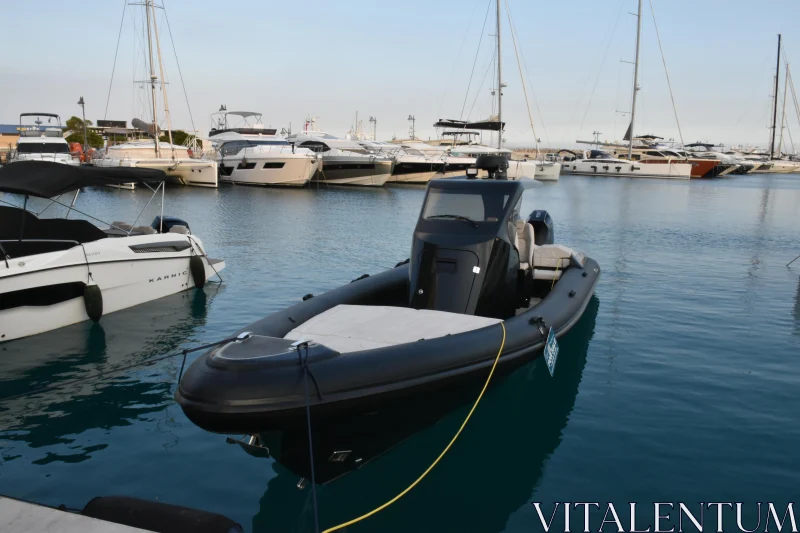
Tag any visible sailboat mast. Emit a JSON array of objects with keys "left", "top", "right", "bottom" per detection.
[
  {"left": 144, "top": 0, "right": 160, "bottom": 158},
  {"left": 770, "top": 33, "right": 782, "bottom": 159},
  {"left": 496, "top": 0, "right": 503, "bottom": 149},
  {"left": 149, "top": 0, "right": 175, "bottom": 158},
  {"left": 779, "top": 54, "right": 789, "bottom": 157},
  {"left": 628, "top": 0, "right": 643, "bottom": 160}
]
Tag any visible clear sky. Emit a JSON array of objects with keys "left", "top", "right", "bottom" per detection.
[{"left": 3, "top": 0, "right": 799, "bottom": 149}]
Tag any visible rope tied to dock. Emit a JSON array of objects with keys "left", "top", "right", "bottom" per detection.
[{"left": 321, "top": 321, "right": 506, "bottom": 533}]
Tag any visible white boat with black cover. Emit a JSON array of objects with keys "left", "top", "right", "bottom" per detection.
[
  {"left": 176, "top": 156, "right": 600, "bottom": 473},
  {"left": 0, "top": 161, "right": 225, "bottom": 342}
]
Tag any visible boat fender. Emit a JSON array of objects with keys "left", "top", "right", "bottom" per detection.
[
  {"left": 190, "top": 255, "right": 206, "bottom": 289},
  {"left": 302, "top": 293, "right": 314, "bottom": 301},
  {"left": 350, "top": 273, "right": 369, "bottom": 283},
  {"left": 83, "top": 284, "right": 103, "bottom": 323},
  {"left": 81, "top": 495, "right": 243, "bottom": 533}
]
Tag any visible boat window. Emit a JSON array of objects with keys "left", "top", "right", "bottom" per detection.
[
  {"left": 0, "top": 282, "right": 86, "bottom": 312},
  {"left": 17, "top": 143, "right": 70, "bottom": 154},
  {"left": 220, "top": 141, "right": 247, "bottom": 156},
  {"left": 247, "top": 140, "right": 290, "bottom": 147},
  {"left": 645, "top": 151, "right": 663, "bottom": 156},
  {"left": 299, "top": 141, "right": 331, "bottom": 153},
  {"left": 422, "top": 188, "right": 511, "bottom": 223}
]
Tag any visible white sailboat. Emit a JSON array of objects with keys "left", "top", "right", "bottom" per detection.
[
  {"left": 563, "top": 0, "right": 691, "bottom": 180},
  {"left": 95, "top": 0, "right": 217, "bottom": 188},
  {"left": 435, "top": 0, "right": 553, "bottom": 181}
]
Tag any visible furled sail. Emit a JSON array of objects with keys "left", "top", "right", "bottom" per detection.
[{"left": 132, "top": 118, "right": 160, "bottom": 137}]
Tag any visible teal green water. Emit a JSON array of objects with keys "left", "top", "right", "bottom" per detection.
[{"left": 1, "top": 175, "right": 799, "bottom": 532}]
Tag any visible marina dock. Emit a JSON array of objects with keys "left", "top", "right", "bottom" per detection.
[{"left": 0, "top": 496, "right": 148, "bottom": 533}]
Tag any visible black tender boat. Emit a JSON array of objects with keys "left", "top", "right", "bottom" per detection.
[{"left": 176, "top": 156, "right": 600, "bottom": 463}]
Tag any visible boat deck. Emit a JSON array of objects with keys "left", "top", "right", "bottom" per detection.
[{"left": 285, "top": 304, "right": 502, "bottom": 353}]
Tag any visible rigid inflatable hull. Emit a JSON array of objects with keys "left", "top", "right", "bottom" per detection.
[{"left": 176, "top": 259, "right": 600, "bottom": 435}]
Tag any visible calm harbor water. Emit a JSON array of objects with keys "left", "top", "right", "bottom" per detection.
[{"left": 1, "top": 174, "right": 799, "bottom": 532}]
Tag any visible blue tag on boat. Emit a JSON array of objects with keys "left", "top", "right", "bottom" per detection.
[{"left": 544, "top": 327, "right": 559, "bottom": 377}]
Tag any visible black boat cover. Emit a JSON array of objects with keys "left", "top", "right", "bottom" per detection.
[{"left": 0, "top": 161, "right": 167, "bottom": 198}]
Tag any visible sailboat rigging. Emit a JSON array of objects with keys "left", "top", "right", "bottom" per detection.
[{"left": 95, "top": 0, "right": 217, "bottom": 188}]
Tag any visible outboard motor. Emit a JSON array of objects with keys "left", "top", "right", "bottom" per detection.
[
  {"left": 151, "top": 216, "right": 191, "bottom": 234},
  {"left": 527, "top": 209, "right": 554, "bottom": 245},
  {"left": 408, "top": 178, "right": 525, "bottom": 319},
  {"left": 475, "top": 154, "right": 508, "bottom": 180}
]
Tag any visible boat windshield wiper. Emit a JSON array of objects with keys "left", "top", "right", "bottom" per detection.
[{"left": 427, "top": 214, "right": 479, "bottom": 227}]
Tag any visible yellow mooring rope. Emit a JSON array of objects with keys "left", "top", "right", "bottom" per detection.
[{"left": 322, "top": 321, "right": 507, "bottom": 533}]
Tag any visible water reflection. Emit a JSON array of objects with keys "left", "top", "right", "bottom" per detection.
[
  {"left": 794, "top": 275, "right": 800, "bottom": 336},
  {"left": 252, "top": 296, "right": 599, "bottom": 533},
  {"left": 0, "top": 287, "right": 216, "bottom": 460}
]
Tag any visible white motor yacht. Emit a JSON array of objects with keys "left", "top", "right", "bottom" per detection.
[
  {"left": 396, "top": 141, "right": 475, "bottom": 178},
  {"left": 8, "top": 113, "right": 79, "bottom": 167},
  {"left": 287, "top": 130, "right": 392, "bottom": 187},
  {"left": 208, "top": 111, "right": 320, "bottom": 187},
  {"left": 358, "top": 141, "right": 447, "bottom": 184},
  {"left": 560, "top": 149, "right": 692, "bottom": 179},
  {"left": 449, "top": 141, "right": 538, "bottom": 180},
  {"left": 0, "top": 162, "right": 225, "bottom": 342}
]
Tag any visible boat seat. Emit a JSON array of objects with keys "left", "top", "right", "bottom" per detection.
[
  {"left": 168, "top": 225, "right": 190, "bottom": 235},
  {"left": 285, "top": 304, "right": 502, "bottom": 353},
  {"left": 133, "top": 226, "right": 157, "bottom": 235},
  {"left": 514, "top": 219, "right": 535, "bottom": 270},
  {"left": 532, "top": 244, "right": 575, "bottom": 269},
  {"left": 111, "top": 221, "right": 132, "bottom": 231}
]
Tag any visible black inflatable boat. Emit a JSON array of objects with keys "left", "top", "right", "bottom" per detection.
[{"left": 177, "top": 157, "right": 600, "bottom": 452}]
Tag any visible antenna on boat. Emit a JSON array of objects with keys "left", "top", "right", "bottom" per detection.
[{"left": 627, "top": 0, "right": 643, "bottom": 160}]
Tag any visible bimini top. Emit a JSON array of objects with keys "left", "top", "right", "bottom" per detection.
[{"left": 0, "top": 161, "right": 166, "bottom": 198}]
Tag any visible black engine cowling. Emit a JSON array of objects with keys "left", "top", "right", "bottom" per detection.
[
  {"left": 408, "top": 178, "right": 526, "bottom": 319},
  {"left": 151, "top": 216, "right": 191, "bottom": 234},
  {"left": 527, "top": 209, "right": 554, "bottom": 245}
]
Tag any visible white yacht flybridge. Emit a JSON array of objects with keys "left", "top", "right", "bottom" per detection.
[
  {"left": 207, "top": 110, "right": 320, "bottom": 187},
  {"left": 9, "top": 113, "right": 78, "bottom": 166},
  {"left": 94, "top": 0, "right": 217, "bottom": 188}
]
